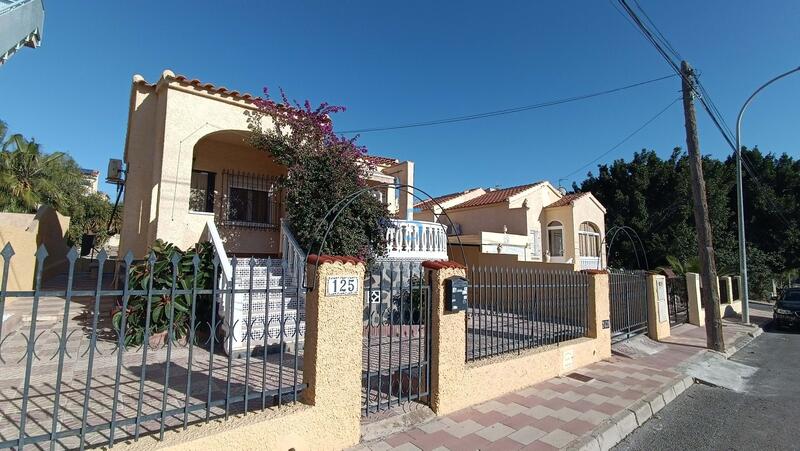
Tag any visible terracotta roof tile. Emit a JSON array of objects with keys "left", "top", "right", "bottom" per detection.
[
  {"left": 450, "top": 182, "right": 544, "bottom": 210},
  {"left": 545, "top": 192, "right": 589, "bottom": 209},
  {"left": 415, "top": 189, "right": 479, "bottom": 211},
  {"left": 173, "top": 74, "right": 257, "bottom": 101},
  {"left": 362, "top": 154, "right": 400, "bottom": 166}
]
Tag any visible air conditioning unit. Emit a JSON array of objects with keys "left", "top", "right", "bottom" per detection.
[{"left": 106, "top": 159, "right": 125, "bottom": 185}]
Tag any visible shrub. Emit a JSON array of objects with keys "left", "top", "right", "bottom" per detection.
[{"left": 112, "top": 240, "right": 215, "bottom": 348}]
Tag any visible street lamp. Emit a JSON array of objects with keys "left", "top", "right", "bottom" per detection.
[{"left": 735, "top": 65, "right": 800, "bottom": 324}]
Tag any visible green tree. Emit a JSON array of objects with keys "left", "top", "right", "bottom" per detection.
[
  {"left": 67, "top": 193, "right": 122, "bottom": 249},
  {"left": 577, "top": 146, "right": 798, "bottom": 300},
  {"left": 0, "top": 133, "right": 87, "bottom": 214},
  {"left": 247, "top": 91, "right": 389, "bottom": 258}
]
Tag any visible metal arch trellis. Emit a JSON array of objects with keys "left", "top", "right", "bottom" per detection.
[
  {"left": 304, "top": 183, "right": 469, "bottom": 290},
  {"left": 602, "top": 225, "right": 649, "bottom": 270}
]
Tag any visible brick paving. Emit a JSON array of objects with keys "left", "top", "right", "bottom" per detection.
[{"left": 354, "top": 317, "right": 759, "bottom": 451}]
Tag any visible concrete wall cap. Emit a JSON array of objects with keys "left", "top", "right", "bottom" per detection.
[
  {"left": 582, "top": 269, "right": 609, "bottom": 275},
  {"left": 306, "top": 254, "right": 363, "bottom": 265},
  {"left": 421, "top": 260, "right": 466, "bottom": 270},
  {"left": 161, "top": 69, "right": 175, "bottom": 80}
]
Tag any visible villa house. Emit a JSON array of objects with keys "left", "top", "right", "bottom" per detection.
[
  {"left": 118, "top": 70, "right": 446, "bottom": 261},
  {"left": 415, "top": 181, "right": 607, "bottom": 271}
]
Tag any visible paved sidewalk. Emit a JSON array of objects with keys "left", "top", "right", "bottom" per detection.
[{"left": 354, "top": 318, "right": 761, "bottom": 451}]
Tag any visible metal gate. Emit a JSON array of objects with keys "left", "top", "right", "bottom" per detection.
[
  {"left": 666, "top": 277, "right": 689, "bottom": 326},
  {"left": 362, "top": 261, "right": 431, "bottom": 417},
  {"left": 609, "top": 270, "right": 648, "bottom": 342}
]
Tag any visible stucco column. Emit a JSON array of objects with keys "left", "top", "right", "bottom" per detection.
[
  {"left": 686, "top": 272, "right": 704, "bottom": 326},
  {"left": 423, "top": 260, "right": 467, "bottom": 415},
  {"left": 391, "top": 161, "right": 415, "bottom": 220},
  {"left": 585, "top": 270, "right": 612, "bottom": 359},
  {"left": 301, "top": 256, "right": 365, "bottom": 448},
  {"left": 646, "top": 274, "right": 671, "bottom": 340}
]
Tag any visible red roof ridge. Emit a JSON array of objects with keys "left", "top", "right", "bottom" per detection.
[
  {"left": 449, "top": 181, "right": 545, "bottom": 210},
  {"left": 361, "top": 154, "right": 400, "bottom": 166},
  {"left": 133, "top": 70, "right": 258, "bottom": 103},
  {"left": 414, "top": 188, "right": 482, "bottom": 210},
  {"left": 545, "top": 192, "right": 590, "bottom": 208}
]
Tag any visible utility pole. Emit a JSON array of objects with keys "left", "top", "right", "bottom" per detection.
[{"left": 680, "top": 61, "right": 725, "bottom": 352}]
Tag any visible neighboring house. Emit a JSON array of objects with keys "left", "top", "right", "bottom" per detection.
[
  {"left": 415, "top": 181, "right": 607, "bottom": 271},
  {"left": 80, "top": 168, "right": 100, "bottom": 194},
  {"left": 0, "top": 0, "right": 44, "bottom": 66},
  {"left": 118, "top": 70, "right": 442, "bottom": 260}
]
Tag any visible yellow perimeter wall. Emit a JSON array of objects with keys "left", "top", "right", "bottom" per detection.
[{"left": 0, "top": 206, "right": 71, "bottom": 291}]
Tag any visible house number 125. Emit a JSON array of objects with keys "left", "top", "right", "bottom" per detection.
[{"left": 326, "top": 276, "right": 359, "bottom": 296}]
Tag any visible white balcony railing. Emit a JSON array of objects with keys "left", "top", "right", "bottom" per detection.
[
  {"left": 385, "top": 219, "right": 448, "bottom": 261},
  {"left": 579, "top": 256, "right": 602, "bottom": 270}
]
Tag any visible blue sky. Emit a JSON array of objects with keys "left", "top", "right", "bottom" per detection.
[{"left": 1, "top": 1, "right": 798, "bottom": 197}]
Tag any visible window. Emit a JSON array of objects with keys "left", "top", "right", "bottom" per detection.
[
  {"left": 222, "top": 171, "right": 279, "bottom": 228},
  {"left": 578, "top": 222, "right": 601, "bottom": 257},
  {"left": 228, "top": 187, "right": 270, "bottom": 224},
  {"left": 547, "top": 221, "right": 564, "bottom": 257},
  {"left": 189, "top": 170, "right": 215, "bottom": 213}
]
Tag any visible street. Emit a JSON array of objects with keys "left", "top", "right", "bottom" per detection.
[{"left": 615, "top": 304, "right": 800, "bottom": 451}]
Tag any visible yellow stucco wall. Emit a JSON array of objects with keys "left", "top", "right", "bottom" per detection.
[
  {"left": 0, "top": 207, "right": 70, "bottom": 291},
  {"left": 428, "top": 266, "right": 612, "bottom": 415}
]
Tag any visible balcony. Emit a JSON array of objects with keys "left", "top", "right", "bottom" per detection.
[
  {"left": 579, "top": 256, "right": 602, "bottom": 270},
  {"left": 385, "top": 219, "right": 448, "bottom": 261}
]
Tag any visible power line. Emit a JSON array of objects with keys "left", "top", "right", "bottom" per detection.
[
  {"left": 335, "top": 74, "right": 677, "bottom": 134},
  {"left": 613, "top": 0, "right": 795, "bottom": 231},
  {"left": 561, "top": 96, "right": 682, "bottom": 181}
]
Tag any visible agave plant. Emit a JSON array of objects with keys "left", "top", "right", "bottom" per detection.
[{"left": 112, "top": 240, "right": 215, "bottom": 348}]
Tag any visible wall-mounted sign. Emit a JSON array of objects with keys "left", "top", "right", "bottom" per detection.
[
  {"left": 326, "top": 276, "right": 359, "bottom": 296},
  {"left": 602, "top": 319, "right": 610, "bottom": 329},
  {"left": 657, "top": 279, "right": 669, "bottom": 323}
]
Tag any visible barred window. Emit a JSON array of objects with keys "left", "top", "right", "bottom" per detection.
[{"left": 222, "top": 171, "right": 280, "bottom": 228}]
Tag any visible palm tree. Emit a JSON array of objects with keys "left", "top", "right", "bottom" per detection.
[{"left": 0, "top": 133, "right": 74, "bottom": 213}]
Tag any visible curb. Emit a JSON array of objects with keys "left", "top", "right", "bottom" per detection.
[
  {"left": 564, "top": 324, "right": 764, "bottom": 451},
  {"left": 564, "top": 375, "right": 693, "bottom": 451},
  {"left": 722, "top": 325, "right": 763, "bottom": 358}
]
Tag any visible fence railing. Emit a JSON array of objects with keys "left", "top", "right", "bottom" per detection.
[
  {"left": 609, "top": 269, "right": 648, "bottom": 341},
  {"left": 362, "top": 261, "right": 431, "bottom": 417},
  {"left": 0, "top": 242, "right": 304, "bottom": 450},
  {"left": 465, "top": 266, "right": 590, "bottom": 362}
]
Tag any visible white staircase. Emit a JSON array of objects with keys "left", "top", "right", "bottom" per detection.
[{"left": 205, "top": 219, "right": 307, "bottom": 356}]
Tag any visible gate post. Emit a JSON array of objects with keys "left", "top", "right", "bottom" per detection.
[
  {"left": 686, "top": 272, "right": 704, "bottom": 326},
  {"left": 586, "top": 270, "right": 611, "bottom": 358},
  {"left": 646, "top": 274, "right": 671, "bottom": 340},
  {"left": 301, "top": 255, "right": 365, "bottom": 448},
  {"left": 423, "top": 260, "right": 467, "bottom": 416}
]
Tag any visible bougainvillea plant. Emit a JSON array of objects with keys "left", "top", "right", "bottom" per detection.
[{"left": 246, "top": 89, "right": 389, "bottom": 259}]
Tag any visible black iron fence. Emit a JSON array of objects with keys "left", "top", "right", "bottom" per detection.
[
  {"left": 362, "top": 261, "right": 431, "bottom": 417},
  {"left": 609, "top": 269, "right": 648, "bottom": 341},
  {"left": 666, "top": 276, "right": 689, "bottom": 326},
  {"left": 0, "top": 243, "right": 304, "bottom": 450},
  {"left": 465, "top": 266, "right": 590, "bottom": 362}
]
